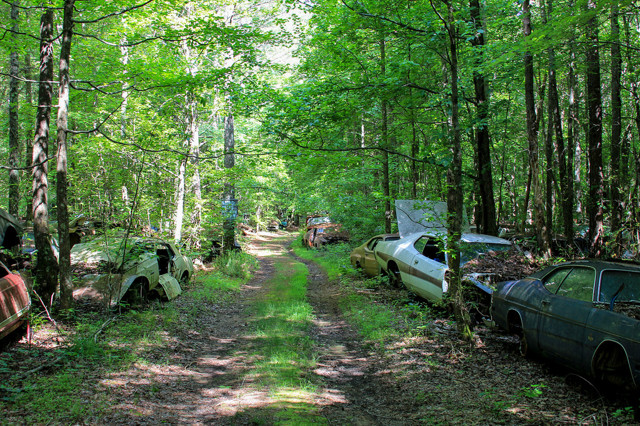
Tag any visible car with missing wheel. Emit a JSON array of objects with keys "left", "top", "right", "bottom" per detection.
[
  {"left": 71, "top": 236, "right": 193, "bottom": 307},
  {"left": 350, "top": 233, "right": 400, "bottom": 277},
  {"left": 374, "top": 231, "right": 512, "bottom": 302},
  {"left": 491, "top": 260, "right": 640, "bottom": 389},
  {"left": 302, "top": 215, "right": 349, "bottom": 248}
]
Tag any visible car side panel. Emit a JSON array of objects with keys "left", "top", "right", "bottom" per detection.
[
  {"left": 493, "top": 279, "right": 546, "bottom": 354},
  {"left": 0, "top": 274, "right": 31, "bottom": 340},
  {"left": 407, "top": 253, "right": 446, "bottom": 302},
  {"left": 537, "top": 295, "right": 590, "bottom": 367},
  {"left": 586, "top": 308, "right": 640, "bottom": 384},
  {"left": 362, "top": 245, "right": 380, "bottom": 277}
]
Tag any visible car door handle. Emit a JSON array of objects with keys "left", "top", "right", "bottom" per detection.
[
  {"left": 414, "top": 260, "right": 419, "bottom": 264},
  {"left": 541, "top": 300, "right": 550, "bottom": 307}
]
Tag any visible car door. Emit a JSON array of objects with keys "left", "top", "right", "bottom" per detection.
[
  {"left": 362, "top": 237, "right": 382, "bottom": 276},
  {"left": 537, "top": 266, "right": 595, "bottom": 366},
  {"left": 408, "top": 237, "right": 447, "bottom": 302}
]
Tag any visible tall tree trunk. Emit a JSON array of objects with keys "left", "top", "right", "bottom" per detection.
[
  {"left": 523, "top": 0, "right": 550, "bottom": 256},
  {"left": 188, "top": 94, "right": 202, "bottom": 248},
  {"left": 8, "top": 1, "right": 20, "bottom": 217},
  {"left": 443, "top": 3, "right": 471, "bottom": 340},
  {"left": 610, "top": 3, "right": 623, "bottom": 254},
  {"left": 223, "top": 114, "right": 236, "bottom": 252},
  {"left": 566, "top": 0, "right": 578, "bottom": 238},
  {"left": 173, "top": 157, "right": 186, "bottom": 243},
  {"left": 546, "top": 0, "right": 572, "bottom": 246},
  {"left": 24, "top": 53, "right": 34, "bottom": 222},
  {"left": 32, "top": 9, "right": 58, "bottom": 301},
  {"left": 57, "top": 0, "right": 75, "bottom": 310},
  {"left": 469, "top": 0, "right": 497, "bottom": 236},
  {"left": 585, "top": 0, "right": 604, "bottom": 257},
  {"left": 380, "top": 34, "right": 391, "bottom": 234}
]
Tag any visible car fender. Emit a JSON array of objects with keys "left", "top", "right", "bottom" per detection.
[
  {"left": 591, "top": 339, "right": 636, "bottom": 388},
  {"left": 115, "top": 275, "right": 146, "bottom": 305},
  {"left": 158, "top": 274, "right": 182, "bottom": 300}
]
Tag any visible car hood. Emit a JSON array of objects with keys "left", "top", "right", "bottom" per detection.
[{"left": 395, "top": 200, "right": 470, "bottom": 237}]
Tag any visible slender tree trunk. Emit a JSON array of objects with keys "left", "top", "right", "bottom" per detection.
[
  {"left": 173, "top": 157, "right": 187, "bottom": 243},
  {"left": 442, "top": 3, "right": 472, "bottom": 340},
  {"left": 57, "top": 0, "right": 75, "bottom": 310},
  {"left": 585, "top": 0, "right": 604, "bottom": 257},
  {"left": 188, "top": 95, "right": 202, "bottom": 248},
  {"left": 380, "top": 34, "right": 391, "bottom": 234},
  {"left": 8, "top": 1, "right": 20, "bottom": 217},
  {"left": 469, "top": 0, "right": 497, "bottom": 236},
  {"left": 223, "top": 114, "right": 236, "bottom": 252},
  {"left": 523, "top": 0, "right": 550, "bottom": 256},
  {"left": 33, "top": 9, "right": 58, "bottom": 301},
  {"left": 546, "top": 0, "right": 572, "bottom": 245},
  {"left": 24, "top": 53, "right": 34, "bottom": 222},
  {"left": 567, "top": 0, "right": 578, "bottom": 236},
  {"left": 610, "top": 3, "right": 623, "bottom": 254}
]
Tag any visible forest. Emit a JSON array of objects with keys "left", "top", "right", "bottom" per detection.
[
  {"left": 3, "top": 0, "right": 640, "bottom": 423},
  {"left": 2, "top": 0, "right": 638, "bottom": 285}
]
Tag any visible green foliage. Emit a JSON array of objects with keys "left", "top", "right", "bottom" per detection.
[
  {"left": 519, "top": 383, "right": 547, "bottom": 399},
  {"left": 213, "top": 250, "right": 259, "bottom": 280}
]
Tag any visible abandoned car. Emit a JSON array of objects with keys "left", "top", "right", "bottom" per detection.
[
  {"left": 0, "top": 261, "right": 30, "bottom": 343},
  {"left": 374, "top": 231, "right": 512, "bottom": 302},
  {"left": 70, "top": 236, "right": 193, "bottom": 307},
  {"left": 350, "top": 233, "right": 400, "bottom": 277},
  {"left": 491, "top": 260, "right": 640, "bottom": 388},
  {"left": 0, "top": 208, "right": 22, "bottom": 251},
  {"left": 302, "top": 215, "right": 349, "bottom": 248}
]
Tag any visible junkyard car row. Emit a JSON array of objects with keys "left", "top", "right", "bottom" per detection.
[
  {"left": 3, "top": 203, "right": 640, "bottom": 393},
  {"left": 302, "top": 215, "right": 349, "bottom": 248},
  {"left": 0, "top": 206, "right": 195, "bottom": 344}
]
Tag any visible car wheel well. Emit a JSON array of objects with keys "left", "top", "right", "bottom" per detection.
[
  {"left": 592, "top": 341, "right": 634, "bottom": 388},
  {"left": 386, "top": 261, "right": 402, "bottom": 287},
  {"left": 506, "top": 310, "right": 530, "bottom": 357},
  {"left": 122, "top": 277, "right": 149, "bottom": 305},
  {"left": 506, "top": 310, "right": 523, "bottom": 335}
]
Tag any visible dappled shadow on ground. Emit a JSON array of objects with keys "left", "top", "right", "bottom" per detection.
[{"left": 2, "top": 231, "right": 637, "bottom": 424}]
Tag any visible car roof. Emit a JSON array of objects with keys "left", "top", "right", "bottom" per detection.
[
  {"left": 403, "top": 231, "right": 511, "bottom": 245},
  {"left": 544, "top": 259, "right": 640, "bottom": 272}
]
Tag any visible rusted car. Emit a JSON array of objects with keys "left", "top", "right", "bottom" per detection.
[
  {"left": 350, "top": 234, "right": 400, "bottom": 277},
  {"left": 71, "top": 236, "right": 193, "bottom": 307},
  {"left": 0, "top": 262, "right": 30, "bottom": 343},
  {"left": 374, "top": 231, "right": 512, "bottom": 302},
  {"left": 491, "top": 260, "right": 640, "bottom": 388},
  {"left": 0, "top": 208, "right": 22, "bottom": 256},
  {"left": 302, "top": 215, "right": 349, "bottom": 248}
]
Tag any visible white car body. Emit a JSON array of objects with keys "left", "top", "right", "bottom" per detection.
[
  {"left": 71, "top": 237, "right": 194, "bottom": 306},
  {"left": 374, "top": 231, "right": 511, "bottom": 302}
]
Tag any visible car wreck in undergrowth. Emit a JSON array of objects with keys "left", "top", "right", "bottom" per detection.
[
  {"left": 374, "top": 200, "right": 512, "bottom": 312},
  {"left": 492, "top": 260, "right": 640, "bottom": 391},
  {"left": 71, "top": 236, "right": 193, "bottom": 308},
  {"left": 302, "top": 215, "right": 349, "bottom": 248}
]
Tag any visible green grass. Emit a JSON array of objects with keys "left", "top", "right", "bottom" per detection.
[
  {"left": 242, "top": 246, "right": 326, "bottom": 424},
  {"left": 250, "top": 259, "right": 316, "bottom": 387},
  {"left": 291, "top": 237, "right": 351, "bottom": 281}
]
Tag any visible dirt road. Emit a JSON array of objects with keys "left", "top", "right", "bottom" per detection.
[{"left": 2, "top": 232, "right": 634, "bottom": 424}]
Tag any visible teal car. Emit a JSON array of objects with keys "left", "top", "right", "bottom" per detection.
[{"left": 492, "top": 260, "right": 640, "bottom": 389}]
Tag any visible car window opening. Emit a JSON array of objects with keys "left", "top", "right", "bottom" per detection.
[
  {"left": 157, "top": 248, "right": 171, "bottom": 275},
  {"left": 599, "top": 270, "right": 640, "bottom": 304}
]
